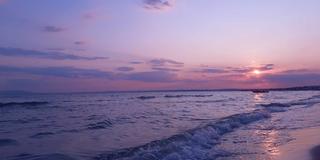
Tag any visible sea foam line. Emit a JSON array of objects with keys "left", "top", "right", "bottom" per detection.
[
  {"left": 96, "top": 94, "right": 320, "bottom": 160},
  {"left": 95, "top": 110, "right": 270, "bottom": 160}
]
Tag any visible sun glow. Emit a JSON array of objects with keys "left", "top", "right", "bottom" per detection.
[{"left": 253, "top": 69, "right": 261, "bottom": 75}]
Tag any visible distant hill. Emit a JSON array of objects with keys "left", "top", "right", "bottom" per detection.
[
  {"left": 270, "top": 86, "right": 320, "bottom": 91},
  {"left": 240, "top": 85, "right": 320, "bottom": 92}
]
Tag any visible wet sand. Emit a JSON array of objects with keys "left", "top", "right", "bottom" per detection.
[{"left": 277, "top": 127, "right": 320, "bottom": 160}]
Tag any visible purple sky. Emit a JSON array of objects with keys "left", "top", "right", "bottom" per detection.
[{"left": 0, "top": 0, "right": 320, "bottom": 92}]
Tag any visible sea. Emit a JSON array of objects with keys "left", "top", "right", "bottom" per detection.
[{"left": 1, "top": 91, "right": 320, "bottom": 160}]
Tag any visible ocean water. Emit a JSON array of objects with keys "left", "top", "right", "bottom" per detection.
[{"left": 0, "top": 91, "right": 320, "bottom": 160}]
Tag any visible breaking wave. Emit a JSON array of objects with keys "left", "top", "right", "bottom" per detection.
[
  {"left": 95, "top": 110, "right": 270, "bottom": 160},
  {"left": 260, "top": 94, "right": 320, "bottom": 112},
  {"left": 95, "top": 94, "right": 320, "bottom": 160}
]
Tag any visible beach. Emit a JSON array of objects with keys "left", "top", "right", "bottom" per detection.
[
  {"left": 214, "top": 101, "right": 320, "bottom": 160},
  {"left": 277, "top": 127, "right": 320, "bottom": 160}
]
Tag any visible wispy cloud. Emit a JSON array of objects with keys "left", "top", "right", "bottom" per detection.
[
  {"left": 143, "top": 0, "right": 174, "bottom": 10},
  {"left": 197, "top": 64, "right": 275, "bottom": 74},
  {"left": 82, "top": 12, "right": 97, "bottom": 20},
  {"left": 228, "top": 64, "right": 274, "bottom": 74},
  {"left": 0, "top": 47, "right": 108, "bottom": 60},
  {"left": 0, "top": 66, "right": 114, "bottom": 78},
  {"left": 42, "top": 25, "right": 66, "bottom": 33},
  {"left": 74, "top": 41, "right": 86, "bottom": 45},
  {"left": 130, "top": 61, "right": 144, "bottom": 64},
  {"left": 124, "top": 71, "right": 176, "bottom": 82},
  {"left": 1, "top": 64, "right": 319, "bottom": 89},
  {"left": 152, "top": 67, "right": 180, "bottom": 72},
  {"left": 263, "top": 72, "right": 320, "bottom": 87},
  {"left": 257, "top": 64, "right": 274, "bottom": 71},
  {"left": 116, "top": 66, "right": 134, "bottom": 72},
  {"left": 280, "top": 69, "right": 311, "bottom": 74},
  {"left": 149, "top": 58, "right": 184, "bottom": 67},
  {"left": 0, "top": 65, "right": 177, "bottom": 83},
  {"left": 195, "top": 68, "right": 229, "bottom": 74}
]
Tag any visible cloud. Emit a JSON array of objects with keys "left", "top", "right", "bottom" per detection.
[
  {"left": 263, "top": 72, "right": 320, "bottom": 87},
  {"left": 195, "top": 68, "right": 229, "bottom": 74},
  {"left": 195, "top": 64, "right": 275, "bottom": 75},
  {"left": 124, "top": 71, "right": 176, "bottom": 82},
  {"left": 152, "top": 67, "right": 180, "bottom": 72},
  {"left": 82, "top": 12, "right": 97, "bottom": 20},
  {"left": 143, "top": 0, "right": 174, "bottom": 10},
  {"left": 227, "top": 67, "right": 251, "bottom": 74},
  {"left": 280, "top": 69, "right": 311, "bottom": 74},
  {"left": 149, "top": 58, "right": 184, "bottom": 67},
  {"left": 42, "top": 25, "right": 66, "bottom": 32},
  {"left": 229, "top": 64, "right": 274, "bottom": 74},
  {"left": 0, "top": 65, "right": 177, "bottom": 83},
  {"left": 74, "top": 41, "right": 86, "bottom": 45},
  {"left": 116, "top": 67, "right": 134, "bottom": 72},
  {"left": 0, "top": 47, "right": 108, "bottom": 60},
  {"left": 130, "top": 61, "right": 143, "bottom": 64},
  {"left": 257, "top": 64, "right": 274, "bottom": 71},
  {"left": 0, "top": 66, "right": 114, "bottom": 78}
]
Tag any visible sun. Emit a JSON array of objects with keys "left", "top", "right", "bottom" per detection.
[{"left": 253, "top": 69, "right": 261, "bottom": 75}]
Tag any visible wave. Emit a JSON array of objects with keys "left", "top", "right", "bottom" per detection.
[
  {"left": 136, "top": 96, "right": 156, "bottom": 100},
  {"left": 0, "top": 138, "right": 18, "bottom": 147},
  {"left": 0, "top": 101, "right": 49, "bottom": 108},
  {"left": 194, "top": 98, "right": 235, "bottom": 104},
  {"left": 87, "top": 120, "right": 113, "bottom": 130},
  {"left": 261, "top": 103, "right": 291, "bottom": 108},
  {"left": 260, "top": 94, "right": 320, "bottom": 112},
  {"left": 164, "top": 94, "right": 212, "bottom": 98},
  {"left": 96, "top": 94, "right": 320, "bottom": 160},
  {"left": 30, "top": 132, "right": 55, "bottom": 139},
  {"left": 291, "top": 95, "right": 320, "bottom": 106},
  {"left": 0, "top": 117, "right": 42, "bottom": 124},
  {"left": 95, "top": 110, "right": 270, "bottom": 160},
  {"left": 9, "top": 153, "right": 76, "bottom": 160}
]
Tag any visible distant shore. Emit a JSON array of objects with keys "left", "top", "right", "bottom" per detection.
[{"left": 1, "top": 85, "right": 320, "bottom": 95}]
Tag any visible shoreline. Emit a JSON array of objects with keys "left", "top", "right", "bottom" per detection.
[{"left": 276, "top": 127, "right": 320, "bottom": 160}]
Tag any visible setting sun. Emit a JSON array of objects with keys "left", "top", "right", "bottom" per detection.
[
  {"left": 253, "top": 69, "right": 261, "bottom": 75},
  {"left": 1, "top": 1, "right": 320, "bottom": 160}
]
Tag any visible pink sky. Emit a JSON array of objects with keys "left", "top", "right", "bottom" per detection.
[{"left": 0, "top": 0, "right": 319, "bottom": 92}]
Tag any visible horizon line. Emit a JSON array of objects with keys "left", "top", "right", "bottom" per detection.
[{"left": 1, "top": 85, "right": 319, "bottom": 95}]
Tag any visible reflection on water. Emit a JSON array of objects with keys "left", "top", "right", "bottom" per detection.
[
  {"left": 253, "top": 93, "right": 281, "bottom": 158},
  {"left": 253, "top": 93, "right": 266, "bottom": 103},
  {"left": 254, "top": 129, "right": 281, "bottom": 158},
  {"left": 264, "top": 130, "right": 281, "bottom": 156}
]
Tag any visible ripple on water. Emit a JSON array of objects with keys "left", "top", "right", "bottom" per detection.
[
  {"left": 87, "top": 120, "right": 113, "bottom": 130},
  {"left": 0, "top": 138, "right": 18, "bottom": 147},
  {"left": 30, "top": 132, "right": 55, "bottom": 139},
  {"left": 10, "top": 153, "right": 76, "bottom": 160}
]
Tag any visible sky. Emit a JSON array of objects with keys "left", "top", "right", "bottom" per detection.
[{"left": 0, "top": 0, "right": 320, "bottom": 92}]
